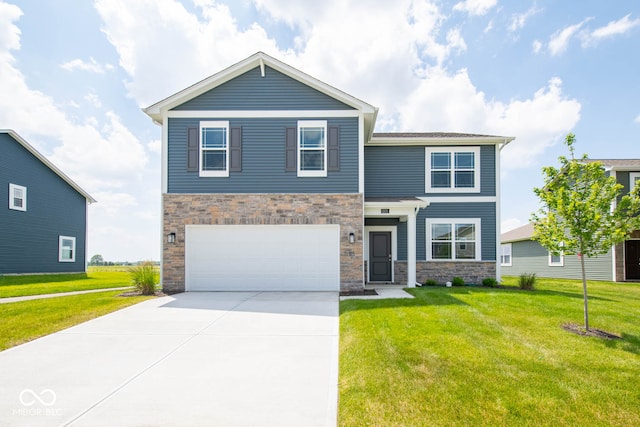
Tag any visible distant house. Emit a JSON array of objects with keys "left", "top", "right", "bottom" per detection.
[
  {"left": 501, "top": 160, "right": 640, "bottom": 282},
  {"left": 143, "top": 52, "right": 514, "bottom": 293},
  {"left": 0, "top": 130, "right": 96, "bottom": 274}
]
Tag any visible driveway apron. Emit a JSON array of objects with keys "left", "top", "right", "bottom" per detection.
[{"left": 0, "top": 292, "right": 339, "bottom": 427}]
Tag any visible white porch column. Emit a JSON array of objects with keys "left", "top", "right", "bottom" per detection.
[{"left": 407, "top": 209, "right": 417, "bottom": 287}]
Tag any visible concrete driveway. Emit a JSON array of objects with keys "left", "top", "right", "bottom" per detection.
[{"left": 0, "top": 292, "right": 338, "bottom": 427}]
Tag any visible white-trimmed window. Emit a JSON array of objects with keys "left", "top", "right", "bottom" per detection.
[
  {"left": 630, "top": 172, "right": 640, "bottom": 189},
  {"left": 425, "top": 147, "right": 480, "bottom": 193},
  {"left": 298, "top": 120, "right": 327, "bottom": 177},
  {"left": 59, "top": 236, "right": 76, "bottom": 262},
  {"left": 426, "top": 218, "right": 481, "bottom": 261},
  {"left": 500, "top": 243, "right": 512, "bottom": 266},
  {"left": 199, "top": 121, "right": 229, "bottom": 177},
  {"left": 548, "top": 252, "right": 564, "bottom": 267},
  {"left": 8, "top": 183, "right": 27, "bottom": 211}
]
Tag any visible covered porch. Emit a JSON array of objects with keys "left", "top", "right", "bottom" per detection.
[{"left": 364, "top": 197, "right": 429, "bottom": 287}]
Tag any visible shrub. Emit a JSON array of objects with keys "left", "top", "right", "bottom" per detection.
[
  {"left": 452, "top": 276, "right": 465, "bottom": 287},
  {"left": 423, "top": 279, "right": 439, "bottom": 287},
  {"left": 130, "top": 262, "right": 158, "bottom": 295},
  {"left": 482, "top": 277, "right": 498, "bottom": 287},
  {"left": 519, "top": 273, "right": 536, "bottom": 290}
]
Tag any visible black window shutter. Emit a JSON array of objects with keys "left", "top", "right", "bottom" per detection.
[
  {"left": 285, "top": 127, "right": 297, "bottom": 171},
  {"left": 230, "top": 127, "right": 242, "bottom": 172},
  {"left": 328, "top": 126, "right": 339, "bottom": 172},
  {"left": 187, "top": 127, "right": 199, "bottom": 172}
]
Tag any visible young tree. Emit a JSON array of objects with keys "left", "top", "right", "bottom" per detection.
[
  {"left": 531, "top": 133, "right": 640, "bottom": 331},
  {"left": 90, "top": 254, "right": 104, "bottom": 266}
]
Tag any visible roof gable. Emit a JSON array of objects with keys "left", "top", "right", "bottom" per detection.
[
  {"left": 501, "top": 222, "right": 534, "bottom": 243},
  {"left": 0, "top": 130, "right": 96, "bottom": 204},
  {"left": 144, "top": 52, "right": 377, "bottom": 123}
]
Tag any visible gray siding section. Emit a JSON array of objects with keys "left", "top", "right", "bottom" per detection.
[
  {"left": 419, "top": 202, "right": 496, "bottom": 261},
  {"left": 173, "top": 66, "right": 354, "bottom": 111},
  {"left": 364, "top": 145, "right": 496, "bottom": 197},
  {"left": 0, "top": 133, "right": 87, "bottom": 274},
  {"left": 167, "top": 117, "right": 359, "bottom": 193},
  {"left": 502, "top": 240, "right": 613, "bottom": 281}
]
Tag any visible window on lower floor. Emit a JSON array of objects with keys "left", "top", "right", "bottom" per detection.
[
  {"left": 426, "top": 218, "right": 481, "bottom": 261},
  {"left": 500, "top": 243, "right": 512, "bottom": 266},
  {"left": 548, "top": 252, "right": 563, "bottom": 267},
  {"left": 59, "top": 236, "right": 76, "bottom": 262},
  {"left": 9, "top": 183, "right": 27, "bottom": 211}
]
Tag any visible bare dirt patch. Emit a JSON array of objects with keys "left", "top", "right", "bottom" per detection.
[{"left": 562, "top": 323, "right": 621, "bottom": 340}]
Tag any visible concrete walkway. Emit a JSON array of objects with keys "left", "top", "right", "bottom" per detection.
[
  {"left": 0, "top": 292, "right": 339, "bottom": 427},
  {"left": 0, "top": 287, "right": 133, "bottom": 304}
]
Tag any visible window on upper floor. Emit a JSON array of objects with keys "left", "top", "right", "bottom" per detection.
[
  {"left": 631, "top": 172, "right": 640, "bottom": 190},
  {"left": 59, "top": 236, "right": 76, "bottom": 262},
  {"left": 199, "top": 121, "right": 229, "bottom": 177},
  {"left": 426, "top": 218, "right": 481, "bottom": 261},
  {"left": 500, "top": 243, "right": 512, "bottom": 266},
  {"left": 9, "top": 183, "right": 27, "bottom": 211},
  {"left": 298, "top": 120, "right": 327, "bottom": 177},
  {"left": 425, "top": 147, "right": 480, "bottom": 193}
]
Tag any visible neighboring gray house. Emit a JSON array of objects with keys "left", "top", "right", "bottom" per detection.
[
  {"left": 143, "top": 52, "right": 514, "bottom": 293},
  {"left": 1, "top": 130, "right": 96, "bottom": 274},
  {"left": 501, "top": 160, "right": 640, "bottom": 282}
]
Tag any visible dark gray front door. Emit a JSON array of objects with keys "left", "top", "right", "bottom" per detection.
[
  {"left": 370, "top": 232, "right": 392, "bottom": 282},
  {"left": 625, "top": 240, "right": 640, "bottom": 280}
]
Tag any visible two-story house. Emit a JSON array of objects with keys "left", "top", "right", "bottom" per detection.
[
  {"left": 144, "top": 52, "right": 514, "bottom": 293},
  {"left": 501, "top": 160, "right": 640, "bottom": 282},
  {"left": 1, "top": 130, "right": 96, "bottom": 274}
]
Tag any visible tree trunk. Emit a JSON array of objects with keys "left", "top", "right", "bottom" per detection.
[{"left": 580, "top": 253, "right": 589, "bottom": 331}]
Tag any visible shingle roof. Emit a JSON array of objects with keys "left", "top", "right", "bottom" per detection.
[
  {"left": 585, "top": 159, "right": 640, "bottom": 168},
  {"left": 501, "top": 222, "right": 534, "bottom": 243},
  {"left": 372, "top": 132, "right": 504, "bottom": 138}
]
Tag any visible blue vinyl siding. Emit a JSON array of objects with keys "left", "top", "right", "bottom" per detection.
[
  {"left": 419, "top": 202, "right": 496, "bottom": 261},
  {"left": 168, "top": 117, "right": 359, "bottom": 193},
  {"left": 502, "top": 240, "right": 613, "bottom": 281},
  {"left": 0, "top": 133, "right": 87, "bottom": 274},
  {"left": 364, "top": 145, "right": 496, "bottom": 197},
  {"left": 173, "top": 66, "right": 354, "bottom": 111}
]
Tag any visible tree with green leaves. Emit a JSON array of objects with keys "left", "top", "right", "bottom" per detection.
[
  {"left": 531, "top": 133, "right": 640, "bottom": 331},
  {"left": 89, "top": 254, "right": 104, "bottom": 266}
]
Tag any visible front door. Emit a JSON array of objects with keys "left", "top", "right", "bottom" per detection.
[
  {"left": 370, "top": 232, "right": 392, "bottom": 282},
  {"left": 625, "top": 240, "right": 640, "bottom": 280}
]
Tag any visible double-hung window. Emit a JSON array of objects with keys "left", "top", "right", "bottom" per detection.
[
  {"left": 59, "top": 236, "right": 76, "bottom": 262},
  {"left": 631, "top": 172, "right": 640, "bottom": 189},
  {"left": 199, "top": 121, "right": 229, "bottom": 177},
  {"left": 500, "top": 243, "right": 512, "bottom": 266},
  {"left": 8, "top": 183, "right": 27, "bottom": 211},
  {"left": 548, "top": 252, "right": 564, "bottom": 267},
  {"left": 427, "top": 219, "right": 481, "bottom": 261},
  {"left": 298, "top": 120, "right": 327, "bottom": 177},
  {"left": 425, "top": 147, "right": 480, "bottom": 192}
]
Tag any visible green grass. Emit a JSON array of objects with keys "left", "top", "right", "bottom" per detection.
[
  {"left": 0, "top": 271, "right": 133, "bottom": 298},
  {"left": 339, "top": 277, "right": 640, "bottom": 426},
  {"left": 0, "top": 290, "right": 154, "bottom": 351}
]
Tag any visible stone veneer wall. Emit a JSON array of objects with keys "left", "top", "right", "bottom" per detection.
[
  {"left": 163, "top": 193, "right": 364, "bottom": 293},
  {"left": 615, "top": 230, "right": 640, "bottom": 281},
  {"left": 394, "top": 261, "right": 496, "bottom": 285}
]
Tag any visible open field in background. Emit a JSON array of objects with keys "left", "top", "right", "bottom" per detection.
[
  {"left": 339, "top": 277, "right": 640, "bottom": 426},
  {"left": 0, "top": 271, "right": 133, "bottom": 298}
]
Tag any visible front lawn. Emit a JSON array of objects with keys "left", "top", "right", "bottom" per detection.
[
  {"left": 0, "top": 271, "right": 133, "bottom": 298},
  {"left": 339, "top": 278, "right": 640, "bottom": 426},
  {"left": 0, "top": 290, "right": 154, "bottom": 351}
]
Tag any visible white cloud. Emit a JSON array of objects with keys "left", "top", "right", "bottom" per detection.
[
  {"left": 147, "top": 139, "right": 161, "bottom": 154},
  {"left": 582, "top": 14, "right": 640, "bottom": 46},
  {"left": 453, "top": 0, "right": 497, "bottom": 16},
  {"left": 60, "top": 57, "right": 113, "bottom": 73},
  {"left": 548, "top": 18, "right": 591, "bottom": 56},
  {"left": 532, "top": 39, "right": 542, "bottom": 54},
  {"left": 635, "top": 114, "right": 640, "bottom": 124},
  {"left": 84, "top": 92, "right": 102, "bottom": 108},
  {"left": 0, "top": 1, "right": 22, "bottom": 60},
  {"left": 508, "top": 6, "right": 541, "bottom": 32}
]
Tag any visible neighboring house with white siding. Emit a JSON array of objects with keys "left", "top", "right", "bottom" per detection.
[{"left": 501, "top": 160, "right": 640, "bottom": 282}]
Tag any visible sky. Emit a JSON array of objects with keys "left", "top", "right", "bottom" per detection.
[{"left": 1, "top": 0, "right": 639, "bottom": 262}]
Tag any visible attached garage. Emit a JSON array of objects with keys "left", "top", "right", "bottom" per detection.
[{"left": 185, "top": 224, "right": 340, "bottom": 291}]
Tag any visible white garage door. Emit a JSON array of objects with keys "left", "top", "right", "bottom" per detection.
[{"left": 185, "top": 225, "right": 340, "bottom": 291}]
